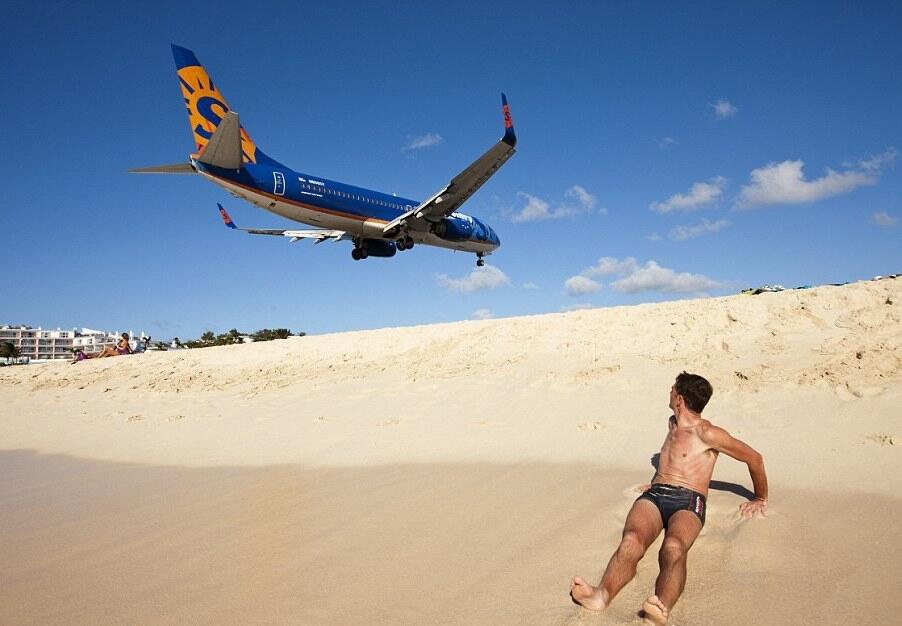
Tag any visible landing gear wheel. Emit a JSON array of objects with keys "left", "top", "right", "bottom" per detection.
[
  {"left": 476, "top": 253, "right": 486, "bottom": 267},
  {"left": 404, "top": 236, "right": 414, "bottom": 249},
  {"left": 351, "top": 248, "right": 361, "bottom": 260},
  {"left": 396, "top": 239, "right": 407, "bottom": 251},
  {"left": 359, "top": 247, "right": 368, "bottom": 259}
]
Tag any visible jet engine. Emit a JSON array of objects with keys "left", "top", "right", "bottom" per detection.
[
  {"left": 362, "top": 239, "right": 397, "bottom": 257},
  {"left": 432, "top": 217, "right": 474, "bottom": 242}
]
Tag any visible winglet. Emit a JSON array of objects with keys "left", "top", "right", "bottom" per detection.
[
  {"left": 218, "top": 203, "right": 238, "bottom": 229},
  {"left": 501, "top": 93, "right": 516, "bottom": 147}
]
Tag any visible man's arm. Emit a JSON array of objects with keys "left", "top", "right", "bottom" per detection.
[{"left": 700, "top": 423, "right": 769, "bottom": 518}]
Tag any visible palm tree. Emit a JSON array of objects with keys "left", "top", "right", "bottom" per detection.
[{"left": 1, "top": 342, "right": 21, "bottom": 364}]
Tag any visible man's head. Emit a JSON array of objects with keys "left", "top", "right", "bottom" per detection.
[{"left": 670, "top": 371, "right": 713, "bottom": 414}]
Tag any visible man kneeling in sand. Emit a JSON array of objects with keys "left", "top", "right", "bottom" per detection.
[{"left": 570, "top": 372, "right": 768, "bottom": 624}]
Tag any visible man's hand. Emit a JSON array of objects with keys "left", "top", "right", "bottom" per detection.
[{"left": 739, "top": 499, "right": 768, "bottom": 518}]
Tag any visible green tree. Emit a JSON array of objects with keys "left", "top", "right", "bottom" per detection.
[
  {"left": 201, "top": 331, "right": 215, "bottom": 343},
  {"left": 0, "top": 342, "right": 21, "bottom": 363},
  {"left": 251, "top": 328, "right": 295, "bottom": 342}
]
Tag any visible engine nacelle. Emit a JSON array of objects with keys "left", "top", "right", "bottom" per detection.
[
  {"left": 432, "top": 216, "right": 474, "bottom": 242},
  {"left": 363, "top": 238, "right": 397, "bottom": 257}
]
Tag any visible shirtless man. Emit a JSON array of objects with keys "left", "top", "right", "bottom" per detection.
[{"left": 570, "top": 372, "right": 768, "bottom": 624}]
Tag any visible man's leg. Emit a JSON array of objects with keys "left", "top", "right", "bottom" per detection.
[
  {"left": 642, "top": 510, "right": 703, "bottom": 625},
  {"left": 571, "top": 498, "right": 663, "bottom": 611}
]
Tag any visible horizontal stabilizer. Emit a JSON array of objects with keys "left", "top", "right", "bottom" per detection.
[
  {"left": 198, "top": 111, "right": 242, "bottom": 169},
  {"left": 129, "top": 163, "right": 196, "bottom": 174}
]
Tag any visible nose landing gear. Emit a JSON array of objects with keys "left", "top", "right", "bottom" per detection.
[{"left": 476, "top": 253, "right": 486, "bottom": 267}]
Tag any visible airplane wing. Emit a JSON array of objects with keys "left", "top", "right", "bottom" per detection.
[
  {"left": 218, "top": 204, "right": 350, "bottom": 244},
  {"left": 382, "top": 94, "right": 517, "bottom": 236}
]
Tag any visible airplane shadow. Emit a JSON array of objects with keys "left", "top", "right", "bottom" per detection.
[{"left": 649, "top": 453, "right": 755, "bottom": 501}]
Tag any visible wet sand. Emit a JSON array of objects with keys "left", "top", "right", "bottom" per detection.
[{"left": 2, "top": 450, "right": 900, "bottom": 626}]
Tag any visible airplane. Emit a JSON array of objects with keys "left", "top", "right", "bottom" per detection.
[{"left": 132, "top": 45, "right": 517, "bottom": 266}]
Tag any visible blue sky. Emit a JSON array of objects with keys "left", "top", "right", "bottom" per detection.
[{"left": 2, "top": 1, "right": 900, "bottom": 339}]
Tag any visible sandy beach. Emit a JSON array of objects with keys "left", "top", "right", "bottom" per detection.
[{"left": 2, "top": 279, "right": 901, "bottom": 625}]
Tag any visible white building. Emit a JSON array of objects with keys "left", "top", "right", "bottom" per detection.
[{"left": 1, "top": 325, "right": 145, "bottom": 361}]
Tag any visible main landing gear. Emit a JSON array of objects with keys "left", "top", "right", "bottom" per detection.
[
  {"left": 351, "top": 246, "right": 368, "bottom": 260},
  {"left": 396, "top": 236, "right": 415, "bottom": 251},
  {"left": 476, "top": 253, "right": 486, "bottom": 267}
]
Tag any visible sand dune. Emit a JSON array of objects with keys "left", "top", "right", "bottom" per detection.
[{"left": 2, "top": 279, "right": 901, "bottom": 624}]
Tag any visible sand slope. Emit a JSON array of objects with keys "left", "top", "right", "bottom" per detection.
[{"left": 2, "top": 279, "right": 901, "bottom": 624}]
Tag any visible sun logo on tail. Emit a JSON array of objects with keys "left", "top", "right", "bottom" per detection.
[{"left": 177, "top": 65, "right": 258, "bottom": 164}]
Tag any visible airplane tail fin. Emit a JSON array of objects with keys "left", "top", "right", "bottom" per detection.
[{"left": 172, "top": 44, "right": 280, "bottom": 166}]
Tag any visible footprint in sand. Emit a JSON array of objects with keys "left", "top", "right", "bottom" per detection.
[
  {"left": 378, "top": 419, "right": 401, "bottom": 426},
  {"left": 866, "top": 433, "right": 899, "bottom": 447},
  {"left": 578, "top": 421, "right": 604, "bottom": 431},
  {"left": 167, "top": 414, "right": 185, "bottom": 422},
  {"left": 126, "top": 414, "right": 144, "bottom": 422},
  {"left": 835, "top": 383, "right": 884, "bottom": 400}
]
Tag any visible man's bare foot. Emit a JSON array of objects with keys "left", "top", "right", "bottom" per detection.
[
  {"left": 641, "top": 595, "right": 669, "bottom": 625},
  {"left": 569, "top": 576, "right": 609, "bottom": 611}
]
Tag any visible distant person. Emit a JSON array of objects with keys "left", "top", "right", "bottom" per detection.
[
  {"left": 134, "top": 335, "right": 150, "bottom": 353},
  {"left": 70, "top": 349, "right": 91, "bottom": 364},
  {"left": 95, "top": 333, "right": 133, "bottom": 358},
  {"left": 570, "top": 372, "right": 768, "bottom": 625}
]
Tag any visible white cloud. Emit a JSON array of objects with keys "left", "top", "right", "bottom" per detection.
[
  {"left": 512, "top": 193, "right": 553, "bottom": 222},
  {"left": 512, "top": 186, "right": 601, "bottom": 222},
  {"left": 611, "top": 261, "right": 721, "bottom": 294},
  {"left": 850, "top": 147, "right": 898, "bottom": 173},
  {"left": 472, "top": 308, "right": 494, "bottom": 320},
  {"left": 561, "top": 303, "right": 595, "bottom": 312},
  {"left": 647, "top": 233, "right": 662, "bottom": 242},
  {"left": 659, "top": 136, "right": 677, "bottom": 150},
  {"left": 565, "top": 185, "right": 597, "bottom": 210},
  {"left": 564, "top": 275, "right": 602, "bottom": 296},
  {"left": 712, "top": 100, "right": 738, "bottom": 119},
  {"left": 437, "top": 265, "right": 509, "bottom": 293},
  {"left": 522, "top": 282, "right": 539, "bottom": 290},
  {"left": 583, "top": 257, "right": 639, "bottom": 278},
  {"left": 650, "top": 177, "right": 726, "bottom": 213},
  {"left": 736, "top": 160, "right": 876, "bottom": 208},
  {"left": 402, "top": 133, "right": 443, "bottom": 152},
  {"left": 669, "top": 218, "right": 731, "bottom": 241},
  {"left": 572, "top": 257, "right": 721, "bottom": 295},
  {"left": 871, "top": 211, "right": 898, "bottom": 227}
]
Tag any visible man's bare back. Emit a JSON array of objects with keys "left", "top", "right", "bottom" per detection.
[{"left": 570, "top": 373, "right": 768, "bottom": 624}]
